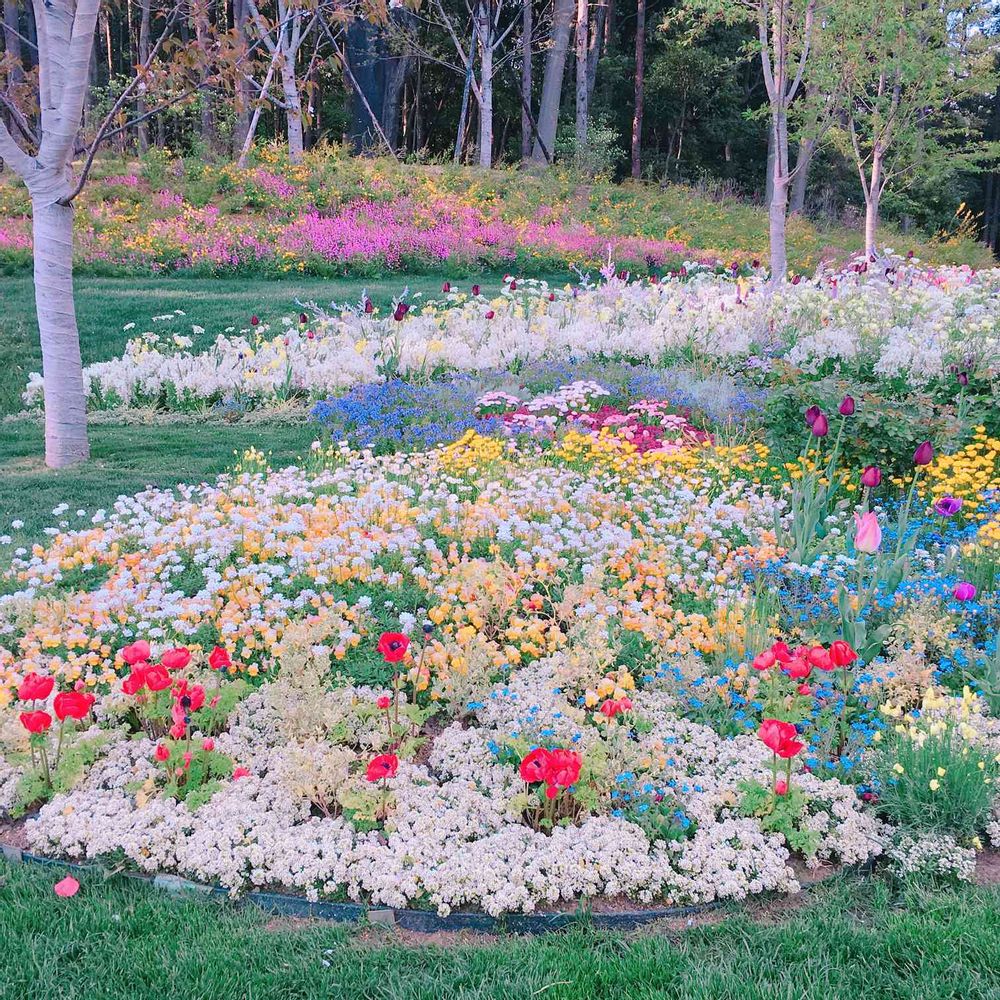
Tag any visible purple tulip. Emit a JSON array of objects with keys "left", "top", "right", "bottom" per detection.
[
  {"left": 839, "top": 395, "right": 855, "bottom": 416},
  {"left": 953, "top": 582, "right": 977, "bottom": 602},
  {"left": 934, "top": 496, "right": 963, "bottom": 517},
  {"left": 957, "top": 371, "right": 969, "bottom": 386},
  {"left": 805, "top": 405, "right": 822, "bottom": 427},
  {"left": 913, "top": 441, "right": 934, "bottom": 466},
  {"left": 811, "top": 413, "right": 829, "bottom": 437},
  {"left": 860, "top": 465, "right": 882, "bottom": 488}
]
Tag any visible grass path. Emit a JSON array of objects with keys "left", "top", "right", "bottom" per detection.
[{"left": 1, "top": 862, "right": 998, "bottom": 999}]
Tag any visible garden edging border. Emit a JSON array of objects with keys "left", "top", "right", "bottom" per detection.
[{"left": 2, "top": 843, "right": 868, "bottom": 934}]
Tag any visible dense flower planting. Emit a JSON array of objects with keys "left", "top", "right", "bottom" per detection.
[
  {"left": 23, "top": 264, "right": 1000, "bottom": 449},
  {"left": 2, "top": 349, "right": 1000, "bottom": 910}
]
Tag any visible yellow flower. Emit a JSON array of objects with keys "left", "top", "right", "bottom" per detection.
[
  {"left": 893, "top": 763, "right": 905, "bottom": 774},
  {"left": 936, "top": 767, "right": 947, "bottom": 777},
  {"left": 929, "top": 779, "right": 940, "bottom": 791}
]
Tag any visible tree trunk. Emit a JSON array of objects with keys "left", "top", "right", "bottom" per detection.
[
  {"left": 233, "top": 0, "right": 253, "bottom": 154},
  {"left": 136, "top": 0, "right": 151, "bottom": 152},
  {"left": 586, "top": 0, "right": 605, "bottom": 101},
  {"left": 789, "top": 137, "right": 814, "bottom": 214},
  {"left": 574, "top": 0, "right": 588, "bottom": 149},
  {"left": 768, "top": 176, "right": 789, "bottom": 282},
  {"left": 477, "top": 1, "right": 493, "bottom": 168},
  {"left": 280, "top": 56, "right": 305, "bottom": 163},
  {"left": 764, "top": 124, "right": 775, "bottom": 207},
  {"left": 862, "top": 149, "right": 883, "bottom": 257},
  {"left": 32, "top": 197, "right": 89, "bottom": 467},
  {"left": 521, "top": 0, "right": 532, "bottom": 159},
  {"left": 630, "top": 0, "right": 644, "bottom": 179},
  {"left": 531, "top": 0, "right": 573, "bottom": 163},
  {"left": 3, "top": 0, "right": 23, "bottom": 86}
]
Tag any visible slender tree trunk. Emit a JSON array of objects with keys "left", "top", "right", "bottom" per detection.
[
  {"left": 3, "top": 0, "right": 23, "bottom": 86},
  {"left": 574, "top": 0, "right": 588, "bottom": 149},
  {"left": 864, "top": 151, "right": 882, "bottom": 258},
  {"left": 531, "top": 0, "right": 573, "bottom": 163},
  {"left": 521, "top": 0, "right": 532, "bottom": 159},
  {"left": 32, "top": 196, "right": 89, "bottom": 467},
  {"left": 136, "top": 0, "right": 151, "bottom": 152},
  {"left": 280, "top": 56, "right": 305, "bottom": 162},
  {"left": 233, "top": 0, "right": 253, "bottom": 153},
  {"left": 768, "top": 109, "right": 790, "bottom": 281},
  {"left": 630, "top": 0, "right": 644, "bottom": 179},
  {"left": 789, "top": 137, "right": 814, "bottom": 214},
  {"left": 586, "top": 0, "right": 605, "bottom": 101},
  {"left": 764, "top": 124, "right": 775, "bottom": 207},
  {"left": 477, "top": 1, "right": 493, "bottom": 168}
]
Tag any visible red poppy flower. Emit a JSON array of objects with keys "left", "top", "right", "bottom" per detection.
[
  {"left": 160, "top": 647, "right": 191, "bottom": 671},
  {"left": 17, "top": 673, "right": 54, "bottom": 702},
  {"left": 807, "top": 646, "right": 833, "bottom": 671},
  {"left": 121, "top": 640, "right": 151, "bottom": 666},
  {"left": 544, "top": 749, "right": 582, "bottom": 790},
  {"left": 20, "top": 710, "right": 52, "bottom": 734},
  {"left": 53, "top": 691, "right": 94, "bottom": 722},
  {"left": 784, "top": 658, "right": 812, "bottom": 680},
  {"left": 365, "top": 753, "right": 399, "bottom": 782},
  {"left": 758, "top": 718, "right": 798, "bottom": 754},
  {"left": 376, "top": 695, "right": 392, "bottom": 710},
  {"left": 144, "top": 664, "right": 172, "bottom": 691},
  {"left": 377, "top": 632, "right": 410, "bottom": 663},
  {"left": 829, "top": 640, "right": 858, "bottom": 667},
  {"left": 208, "top": 646, "right": 231, "bottom": 671},
  {"left": 122, "top": 667, "right": 148, "bottom": 696},
  {"left": 752, "top": 650, "right": 775, "bottom": 671},
  {"left": 770, "top": 641, "right": 793, "bottom": 663},
  {"left": 519, "top": 747, "right": 552, "bottom": 784}
]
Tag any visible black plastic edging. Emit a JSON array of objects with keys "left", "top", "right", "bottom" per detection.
[{"left": 3, "top": 845, "right": 728, "bottom": 933}]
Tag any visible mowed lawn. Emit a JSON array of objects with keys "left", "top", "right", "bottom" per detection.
[
  {"left": 0, "top": 271, "right": 569, "bottom": 549},
  {"left": 1, "top": 861, "right": 998, "bottom": 999}
]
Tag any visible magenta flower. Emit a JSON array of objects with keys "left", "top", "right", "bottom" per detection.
[
  {"left": 860, "top": 465, "right": 882, "bottom": 488},
  {"left": 934, "top": 496, "right": 963, "bottom": 516},
  {"left": 953, "top": 582, "right": 977, "bottom": 602},
  {"left": 805, "top": 405, "right": 822, "bottom": 427},
  {"left": 839, "top": 395, "right": 855, "bottom": 416},
  {"left": 913, "top": 441, "right": 934, "bottom": 466},
  {"left": 811, "top": 413, "right": 829, "bottom": 437}
]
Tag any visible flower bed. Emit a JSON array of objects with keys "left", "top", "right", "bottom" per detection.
[
  {"left": 2, "top": 384, "right": 1000, "bottom": 913},
  {"left": 25, "top": 264, "right": 999, "bottom": 446}
]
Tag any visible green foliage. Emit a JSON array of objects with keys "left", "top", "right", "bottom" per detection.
[
  {"left": 871, "top": 725, "right": 1000, "bottom": 842},
  {"left": 12, "top": 731, "right": 110, "bottom": 817},
  {"left": 738, "top": 778, "right": 821, "bottom": 857}
]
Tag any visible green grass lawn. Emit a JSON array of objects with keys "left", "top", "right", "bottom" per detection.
[{"left": 1, "top": 861, "right": 997, "bottom": 999}]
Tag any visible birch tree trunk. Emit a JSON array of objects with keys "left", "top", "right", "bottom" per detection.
[
  {"left": 574, "top": 0, "right": 588, "bottom": 149},
  {"left": 864, "top": 150, "right": 882, "bottom": 258},
  {"left": 531, "top": 0, "right": 573, "bottom": 163},
  {"left": 32, "top": 194, "right": 89, "bottom": 467},
  {"left": 280, "top": 55, "right": 305, "bottom": 162},
  {"left": 136, "top": 0, "right": 151, "bottom": 151},
  {"left": 789, "top": 136, "right": 814, "bottom": 214},
  {"left": 477, "top": 2, "right": 493, "bottom": 168},
  {"left": 521, "top": 0, "right": 532, "bottom": 159}
]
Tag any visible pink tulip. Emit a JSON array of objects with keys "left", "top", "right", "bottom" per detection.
[{"left": 854, "top": 511, "right": 882, "bottom": 554}]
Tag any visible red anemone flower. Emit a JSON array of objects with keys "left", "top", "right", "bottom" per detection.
[
  {"left": 17, "top": 673, "right": 54, "bottom": 702},
  {"left": 121, "top": 640, "right": 151, "bottom": 666},
  {"left": 365, "top": 753, "right": 399, "bottom": 782},
  {"left": 160, "top": 647, "right": 191, "bottom": 671},
  {"left": 519, "top": 747, "right": 552, "bottom": 784},
  {"left": 144, "top": 664, "right": 172, "bottom": 692},
  {"left": 377, "top": 632, "right": 410, "bottom": 663},
  {"left": 20, "top": 710, "right": 52, "bottom": 734},
  {"left": 208, "top": 646, "right": 232, "bottom": 671},
  {"left": 53, "top": 690, "right": 95, "bottom": 722},
  {"left": 829, "top": 641, "right": 858, "bottom": 667}
]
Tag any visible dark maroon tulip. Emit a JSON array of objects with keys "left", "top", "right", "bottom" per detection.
[
  {"left": 472, "top": 284, "right": 480, "bottom": 296},
  {"left": 364, "top": 298, "right": 374, "bottom": 314},
  {"left": 860, "top": 465, "right": 882, "bottom": 488},
  {"left": 250, "top": 315, "right": 259, "bottom": 326},
  {"left": 811, "top": 413, "right": 829, "bottom": 437},
  {"left": 839, "top": 395, "right": 855, "bottom": 416},
  {"left": 509, "top": 280, "right": 517, "bottom": 291},
  {"left": 442, "top": 282, "right": 451, "bottom": 293},
  {"left": 957, "top": 371, "right": 969, "bottom": 386},
  {"left": 913, "top": 440, "right": 934, "bottom": 466},
  {"left": 752, "top": 259, "right": 760, "bottom": 269},
  {"left": 485, "top": 310, "right": 495, "bottom": 320},
  {"left": 393, "top": 303, "right": 409, "bottom": 322},
  {"left": 791, "top": 274, "right": 801, "bottom": 285},
  {"left": 805, "top": 405, "right": 822, "bottom": 427},
  {"left": 299, "top": 313, "right": 308, "bottom": 324}
]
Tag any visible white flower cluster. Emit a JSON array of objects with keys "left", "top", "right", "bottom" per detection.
[
  {"left": 22, "top": 264, "right": 1000, "bottom": 411},
  {"left": 886, "top": 832, "right": 977, "bottom": 884}
]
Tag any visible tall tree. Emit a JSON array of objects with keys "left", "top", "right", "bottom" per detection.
[
  {"left": 817, "top": 0, "right": 995, "bottom": 256},
  {"left": 574, "top": 0, "right": 588, "bottom": 147},
  {"left": 631, "top": 0, "right": 644, "bottom": 177},
  {"left": 520, "top": 0, "right": 531, "bottom": 157},
  {"left": 531, "top": 0, "right": 572, "bottom": 162}
]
